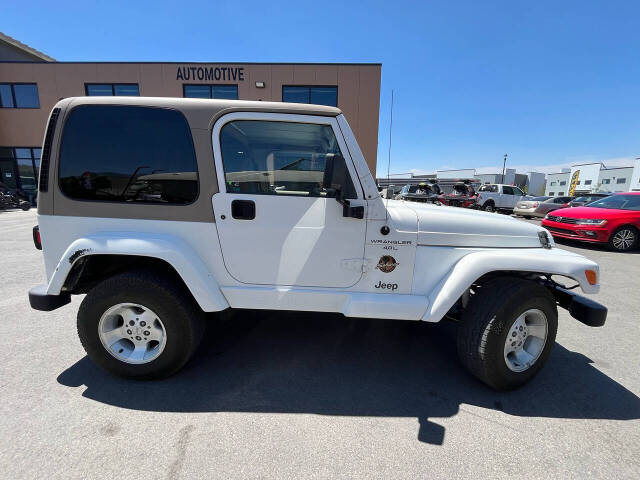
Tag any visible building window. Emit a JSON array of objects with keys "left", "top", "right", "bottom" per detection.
[
  {"left": 0, "top": 83, "right": 40, "bottom": 108},
  {"left": 85, "top": 84, "right": 140, "bottom": 96},
  {"left": 183, "top": 85, "right": 238, "bottom": 99},
  {"left": 584, "top": 180, "right": 592, "bottom": 185},
  {"left": 602, "top": 178, "right": 611, "bottom": 184},
  {"left": 549, "top": 192, "right": 555, "bottom": 196},
  {"left": 558, "top": 192, "right": 564, "bottom": 196},
  {"left": 577, "top": 181, "right": 581, "bottom": 185},
  {"left": 282, "top": 86, "right": 338, "bottom": 107},
  {"left": 0, "top": 147, "right": 41, "bottom": 204},
  {"left": 550, "top": 181, "right": 557, "bottom": 186},
  {"left": 559, "top": 181, "right": 566, "bottom": 186},
  {"left": 59, "top": 105, "right": 198, "bottom": 204},
  {"left": 617, "top": 178, "right": 627, "bottom": 184}
]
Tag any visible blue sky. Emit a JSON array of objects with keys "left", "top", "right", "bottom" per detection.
[{"left": 4, "top": 0, "right": 639, "bottom": 175}]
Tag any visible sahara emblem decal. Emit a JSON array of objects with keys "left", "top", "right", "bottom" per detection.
[{"left": 376, "top": 255, "right": 399, "bottom": 273}]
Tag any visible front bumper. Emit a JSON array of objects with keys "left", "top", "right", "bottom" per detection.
[
  {"left": 29, "top": 284, "right": 71, "bottom": 311},
  {"left": 551, "top": 285, "right": 607, "bottom": 327},
  {"left": 542, "top": 220, "right": 610, "bottom": 243}
]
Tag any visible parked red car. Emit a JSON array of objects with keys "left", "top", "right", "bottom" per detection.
[{"left": 541, "top": 192, "right": 640, "bottom": 251}]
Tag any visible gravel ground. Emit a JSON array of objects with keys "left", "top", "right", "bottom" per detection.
[{"left": 1, "top": 209, "right": 639, "bottom": 479}]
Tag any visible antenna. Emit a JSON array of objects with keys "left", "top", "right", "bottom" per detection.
[{"left": 385, "top": 89, "right": 394, "bottom": 224}]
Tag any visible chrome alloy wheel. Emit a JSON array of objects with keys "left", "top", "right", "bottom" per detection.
[
  {"left": 612, "top": 229, "right": 636, "bottom": 251},
  {"left": 503, "top": 309, "right": 548, "bottom": 373},
  {"left": 98, "top": 303, "right": 167, "bottom": 364}
]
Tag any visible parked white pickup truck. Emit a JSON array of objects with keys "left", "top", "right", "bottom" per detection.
[
  {"left": 476, "top": 184, "right": 529, "bottom": 212},
  {"left": 29, "top": 97, "right": 606, "bottom": 391}
]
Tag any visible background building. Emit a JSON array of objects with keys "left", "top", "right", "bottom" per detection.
[{"left": 0, "top": 33, "right": 381, "bottom": 203}]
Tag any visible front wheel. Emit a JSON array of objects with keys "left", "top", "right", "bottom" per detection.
[
  {"left": 609, "top": 226, "right": 638, "bottom": 252},
  {"left": 457, "top": 277, "right": 558, "bottom": 390},
  {"left": 77, "top": 269, "right": 205, "bottom": 379}
]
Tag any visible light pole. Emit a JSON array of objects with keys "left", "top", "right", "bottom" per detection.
[{"left": 502, "top": 154, "right": 508, "bottom": 183}]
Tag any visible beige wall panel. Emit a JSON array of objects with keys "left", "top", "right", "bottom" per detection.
[
  {"left": 246, "top": 65, "right": 272, "bottom": 101},
  {"left": 269, "top": 65, "right": 294, "bottom": 101},
  {"left": 336, "top": 65, "right": 360, "bottom": 141},
  {"left": 357, "top": 66, "right": 381, "bottom": 174},
  {"left": 315, "top": 65, "right": 338, "bottom": 85},
  {"left": 139, "top": 63, "right": 165, "bottom": 96},
  {"left": 160, "top": 64, "right": 183, "bottom": 97},
  {"left": 0, "top": 62, "right": 34, "bottom": 81},
  {"left": 54, "top": 64, "right": 97, "bottom": 98},
  {"left": 293, "top": 64, "right": 317, "bottom": 84},
  {"left": 235, "top": 64, "right": 252, "bottom": 100}
]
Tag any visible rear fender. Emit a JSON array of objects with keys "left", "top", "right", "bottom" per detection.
[
  {"left": 45, "top": 233, "right": 229, "bottom": 312},
  {"left": 422, "top": 248, "right": 600, "bottom": 322}
]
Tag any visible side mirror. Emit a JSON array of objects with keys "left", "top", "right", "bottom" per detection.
[{"left": 322, "top": 154, "right": 363, "bottom": 219}]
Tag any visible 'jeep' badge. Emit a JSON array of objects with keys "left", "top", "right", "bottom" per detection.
[{"left": 376, "top": 255, "right": 399, "bottom": 273}]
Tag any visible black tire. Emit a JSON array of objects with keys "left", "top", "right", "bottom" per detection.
[
  {"left": 20, "top": 202, "right": 31, "bottom": 211},
  {"left": 77, "top": 269, "right": 205, "bottom": 380},
  {"left": 608, "top": 226, "right": 638, "bottom": 252},
  {"left": 457, "top": 277, "right": 558, "bottom": 390},
  {"left": 483, "top": 202, "right": 495, "bottom": 212}
]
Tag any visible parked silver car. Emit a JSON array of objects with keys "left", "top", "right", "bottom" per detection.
[
  {"left": 532, "top": 196, "right": 574, "bottom": 217},
  {"left": 513, "top": 196, "right": 551, "bottom": 218}
]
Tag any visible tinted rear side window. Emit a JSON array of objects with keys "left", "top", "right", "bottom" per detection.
[{"left": 59, "top": 105, "right": 198, "bottom": 204}]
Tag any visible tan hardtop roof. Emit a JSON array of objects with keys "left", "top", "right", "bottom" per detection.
[{"left": 59, "top": 96, "right": 342, "bottom": 130}]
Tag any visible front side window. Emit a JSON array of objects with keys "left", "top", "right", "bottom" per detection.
[
  {"left": 184, "top": 85, "right": 238, "bottom": 99},
  {"left": 0, "top": 83, "right": 39, "bottom": 108},
  {"left": 59, "top": 105, "right": 198, "bottom": 204},
  {"left": 219, "top": 119, "right": 354, "bottom": 198},
  {"left": 86, "top": 84, "right": 140, "bottom": 96},
  {"left": 512, "top": 186, "right": 524, "bottom": 195},
  {"left": 282, "top": 86, "right": 338, "bottom": 107}
]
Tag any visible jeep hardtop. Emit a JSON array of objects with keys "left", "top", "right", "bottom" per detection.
[{"left": 29, "top": 97, "right": 607, "bottom": 390}]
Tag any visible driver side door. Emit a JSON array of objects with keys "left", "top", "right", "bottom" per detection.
[{"left": 211, "top": 113, "right": 367, "bottom": 288}]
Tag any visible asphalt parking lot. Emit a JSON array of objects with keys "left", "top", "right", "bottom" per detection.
[{"left": 1, "top": 209, "right": 639, "bottom": 479}]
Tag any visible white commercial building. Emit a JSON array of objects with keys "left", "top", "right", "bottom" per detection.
[{"left": 544, "top": 161, "right": 640, "bottom": 196}]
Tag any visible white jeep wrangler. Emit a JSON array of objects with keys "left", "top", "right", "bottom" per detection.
[{"left": 29, "top": 97, "right": 607, "bottom": 390}]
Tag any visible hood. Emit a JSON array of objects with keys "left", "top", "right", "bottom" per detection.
[
  {"left": 387, "top": 200, "right": 547, "bottom": 248},
  {"left": 550, "top": 206, "right": 629, "bottom": 219}
]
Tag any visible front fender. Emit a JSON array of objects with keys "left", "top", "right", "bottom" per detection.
[
  {"left": 421, "top": 247, "right": 600, "bottom": 322},
  {"left": 46, "top": 232, "right": 229, "bottom": 312}
]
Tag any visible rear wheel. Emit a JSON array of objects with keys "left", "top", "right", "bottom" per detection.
[
  {"left": 457, "top": 277, "right": 558, "bottom": 390},
  {"left": 483, "top": 202, "right": 495, "bottom": 212},
  {"left": 609, "top": 226, "right": 638, "bottom": 252},
  {"left": 77, "top": 269, "right": 205, "bottom": 379}
]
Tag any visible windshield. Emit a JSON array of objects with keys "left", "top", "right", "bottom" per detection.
[{"left": 586, "top": 195, "right": 640, "bottom": 211}]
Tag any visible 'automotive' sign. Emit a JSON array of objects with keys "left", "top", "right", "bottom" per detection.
[{"left": 176, "top": 66, "right": 245, "bottom": 82}]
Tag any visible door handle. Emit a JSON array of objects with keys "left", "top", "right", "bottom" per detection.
[{"left": 231, "top": 199, "right": 256, "bottom": 220}]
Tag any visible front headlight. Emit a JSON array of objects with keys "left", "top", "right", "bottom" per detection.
[{"left": 576, "top": 219, "right": 607, "bottom": 226}]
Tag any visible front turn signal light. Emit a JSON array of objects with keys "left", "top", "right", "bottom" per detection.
[{"left": 585, "top": 269, "right": 597, "bottom": 285}]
